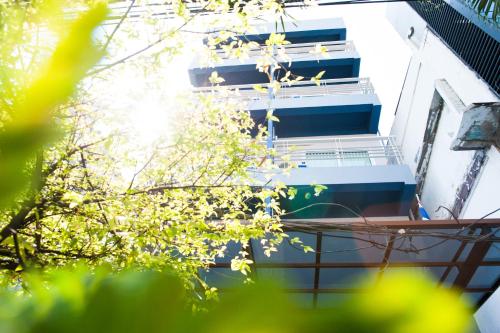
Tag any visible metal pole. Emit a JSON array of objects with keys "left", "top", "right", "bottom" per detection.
[{"left": 265, "top": 44, "right": 277, "bottom": 215}]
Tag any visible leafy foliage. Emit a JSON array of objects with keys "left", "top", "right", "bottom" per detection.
[
  {"left": 0, "top": 1, "right": 108, "bottom": 207},
  {"left": 1, "top": 0, "right": 492, "bottom": 312},
  {"left": 0, "top": 266, "right": 472, "bottom": 333},
  {"left": 0, "top": 0, "right": 299, "bottom": 298}
]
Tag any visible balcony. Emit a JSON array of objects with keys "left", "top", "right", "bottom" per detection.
[
  {"left": 189, "top": 41, "right": 360, "bottom": 86},
  {"left": 194, "top": 78, "right": 381, "bottom": 136},
  {"left": 254, "top": 135, "right": 416, "bottom": 218},
  {"left": 273, "top": 135, "right": 404, "bottom": 168},
  {"left": 213, "top": 18, "right": 347, "bottom": 45}
]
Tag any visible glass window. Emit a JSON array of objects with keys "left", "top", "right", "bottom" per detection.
[
  {"left": 305, "top": 151, "right": 340, "bottom": 167},
  {"left": 340, "top": 151, "right": 372, "bottom": 167},
  {"left": 304, "top": 150, "right": 372, "bottom": 167}
]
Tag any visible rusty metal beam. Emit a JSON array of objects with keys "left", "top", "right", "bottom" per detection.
[
  {"left": 377, "top": 233, "right": 395, "bottom": 281},
  {"left": 312, "top": 232, "right": 322, "bottom": 308},
  {"left": 439, "top": 228, "right": 476, "bottom": 286},
  {"left": 453, "top": 228, "right": 493, "bottom": 291},
  {"left": 210, "top": 260, "right": 500, "bottom": 269},
  {"left": 282, "top": 218, "right": 500, "bottom": 230},
  {"left": 215, "top": 287, "right": 496, "bottom": 294}
]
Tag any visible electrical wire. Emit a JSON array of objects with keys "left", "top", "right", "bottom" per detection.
[
  {"left": 103, "top": 0, "right": 424, "bottom": 24},
  {"left": 281, "top": 205, "right": 500, "bottom": 255}
]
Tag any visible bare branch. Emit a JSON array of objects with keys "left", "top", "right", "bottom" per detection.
[{"left": 102, "top": 0, "right": 136, "bottom": 53}]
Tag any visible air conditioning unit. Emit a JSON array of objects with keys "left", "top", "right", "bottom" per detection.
[{"left": 451, "top": 102, "right": 500, "bottom": 151}]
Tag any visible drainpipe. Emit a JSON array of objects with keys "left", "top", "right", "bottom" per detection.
[{"left": 265, "top": 45, "right": 277, "bottom": 215}]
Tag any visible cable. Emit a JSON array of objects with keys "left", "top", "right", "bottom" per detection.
[
  {"left": 103, "top": 0, "right": 423, "bottom": 23},
  {"left": 281, "top": 205, "right": 500, "bottom": 256}
]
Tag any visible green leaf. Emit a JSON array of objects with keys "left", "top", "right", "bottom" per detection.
[
  {"left": 315, "top": 70, "right": 326, "bottom": 79},
  {"left": 0, "top": 3, "right": 108, "bottom": 208},
  {"left": 303, "top": 245, "right": 314, "bottom": 253},
  {"left": 266, "top": 110, "right": 279, "bottom": 122},
  {"left": 313, "top": 184, "right": 328, "bottom": 196},
  {"left": 209, "top": 71, "right": 225, "bottom": 84},
  {"left": 287, "top": 187, "right": 297, "bottom": 200},
  {"left": 252, "top": 84, "right": 267, "bottom": 93}
]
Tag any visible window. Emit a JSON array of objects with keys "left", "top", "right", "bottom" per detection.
[
  {"left": 305, "top": 151, "right": 340, "bottom": 167},
  {"left": 303, "top": 151, "right": 372, "bottom": 167},
  {"left": 339, "top": 151, "right": 372, "bottom": 167}
]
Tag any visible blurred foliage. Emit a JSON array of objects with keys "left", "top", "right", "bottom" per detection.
[
  {"left": 464, "top": 0, "right": 499, "bottom": 23},
  {"left": 0, "top": 0, "right": 491, "bottom": 318},
  {"left": 0, "top": 0, "right": 293, "bottom": 299},
  {"left": 0, "top": 2, "right": 484, "bottom": 333},
  {"left": 0, "top": 1, "right": 108, "bottom": 207},
  {"left": 0, "top": 267, "right": 472, "bottom": 333}
]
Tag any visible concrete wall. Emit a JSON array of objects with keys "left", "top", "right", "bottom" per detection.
[
  {"left": 386, "top": 4, "right": 500, "bottom": 332},
  {"left": 419, "top": 101, "right": 476, "bottom": 218},
  {"left": 475, "top": 287, "right": 500, "bottom": 333},
  {"left": 386, "top": 2, "right": 499, "bottom": 217},
  {"left": 462, "top": 147, "right": 500, "bottom": 219}
]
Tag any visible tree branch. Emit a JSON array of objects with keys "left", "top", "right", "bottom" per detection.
[
  {"left": 102, "top": 0, "right": 136, "bottom": 53},
  {"left": 12, "top": 232, "right": 26, "bottom": 270},
  {"left": 86, "top": 1, "right": 212, "bottom": 77}
]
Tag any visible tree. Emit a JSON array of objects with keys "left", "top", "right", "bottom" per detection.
[
  {"left": 465, "top": 0, "right": 499, "bottom": 23},
  {"left": 0, "top": 0, "right": 314, "bottom": 297},
  {"left": 0, "top": 4, "right": 479, "bottom": 332},
  {"left": 0, "top": 267, "right": 473, "bottom": 333}
]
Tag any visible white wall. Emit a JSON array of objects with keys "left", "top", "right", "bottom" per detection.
[
  {"left": 387, "top": 28, "right": 498, "bottom": 174},
  {"left": 386, "top": 4, "right": 500, "bottom": 333},
  {"left": 475, "top": 287, "right": 500, "bottom": 333},
  {"left": 386, "top": 2, "right": 499, "bottom": 217},
  {"left": 419, "top": 102, "right": 476, "bottom": 219},
  {"left": 287, "top": 4, "right": 412, "bottom": 135},
  {"left": 462, "top": 147, "right": 500, "bottom": 219}
]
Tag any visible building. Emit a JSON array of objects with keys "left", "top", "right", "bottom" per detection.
[
  {"left": 190, "top": 18, "right": 416, "bottom": 220},
  {"left": 386, "top": 0, "right": 499, "bottom": 220},
  {"left": 386, "top": 1, "right": 499, "bottom": 332},
  {"left": 188, "top": 14, "right": 500, "bottom": 316}
]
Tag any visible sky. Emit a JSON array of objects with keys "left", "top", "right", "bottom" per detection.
[
  {"left": 97, "top": 3, "right": 413, "bottom": 142},
  {"left": 146, "top": 2, "right": 413, "bottom": 136},
  {"left": 285, "top": 3, "right": 412, "bottom": 135}
]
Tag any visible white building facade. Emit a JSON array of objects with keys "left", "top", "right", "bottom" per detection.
[
  {"left": 386, "top": 1, "right": 499, "bottom": 332},
  {"left": 386, "top": 1, "right": 499, "bottom": 220}
]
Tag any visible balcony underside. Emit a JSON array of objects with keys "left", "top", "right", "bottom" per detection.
[
  {"left": 189, "top": 58, "right": 360, "bottom": 87},
  {"left": 251, "top": 102, "right": 381, "bottom": 137},
  {"left": 243, "top": 28, "right": 347, "bottom": 44},
  {"left": 256, "top": 165, "right": 416, "bottom": 218},
  {"left": 279, "top": 182, "right": 415, "bottom": 218},
  {"left": 208, "top": 18, "right": 347, "bottom": 46}
]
